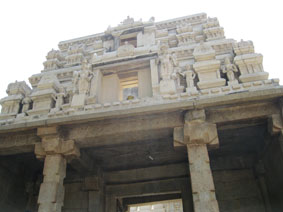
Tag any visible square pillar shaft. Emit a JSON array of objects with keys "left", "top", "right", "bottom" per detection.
[
  {"left": 38, "top": 154, "right": 67, "bottom": 212},
  {"left": 187, "top": 144, "right": 219, "bottom": 212},
  {"left": 105, "top": 195, "right": 116, "bottom": 212}
]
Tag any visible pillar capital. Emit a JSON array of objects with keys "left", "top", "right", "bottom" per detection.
[
  {"left": 174, "top": 110, "right": 219, "bottom": 148},
  {"left": 184, "top": 121, "right": 219, "bottom": 147},
  {"left": 35, "top": 126, "right": 80, "bottom": 161}
]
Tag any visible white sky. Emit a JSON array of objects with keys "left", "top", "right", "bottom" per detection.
[{"left": 0, "top": 0, "right": 282, "bottom": 99}]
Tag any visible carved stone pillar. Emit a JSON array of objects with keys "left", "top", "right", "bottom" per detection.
[
  {"left": 174, "top": 110, "right": 219, "bottom": 212},
  {"left": 35, "top": 126, "right": 80, "bottom": 212}
]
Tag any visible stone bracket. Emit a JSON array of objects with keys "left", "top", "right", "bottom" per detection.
[
  {"left": 35, "top": 126, "right": 80, "bottom": 161},
  {"left": 173, "top": 126, "right": 185, "bottom": 147},
  {"left": 268, "top": 114, "right": 283, "bottom": 135},
  {"left": 35, "top": 140, "right": 80, "bottom": 161},
  {"left": 174, "top": 122, "right": 219, "bottom": 148}
]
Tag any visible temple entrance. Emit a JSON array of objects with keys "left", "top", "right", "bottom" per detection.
[
  {"left": 128, "top": 199, "right": 183, "bottom": 212},
  {"left": 117, "top": 193, "right": 185, "bottom": 212}
]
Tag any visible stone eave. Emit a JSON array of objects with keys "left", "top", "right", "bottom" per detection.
[
  {"left": 155, "top": 13, "right": 207, "bottom": 29},
  {"left": 0, "top": 86, "right": 282, "bottom": 134},
  {"left": 58, "top": 32, "right": 105, "bottom": 49},
  {"left": 92, "top": 52, "right": 157, "bottom": 69}
]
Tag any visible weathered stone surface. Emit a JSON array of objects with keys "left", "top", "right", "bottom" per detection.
[
  {"left": 0, "top": 12, "right": 283, "bottom": 212},
  {"left": 38, "top": 154, "right": 66, "bottom": 212},
  {"left": 187, "top": 144, "right": 219, "bottom": 212}
]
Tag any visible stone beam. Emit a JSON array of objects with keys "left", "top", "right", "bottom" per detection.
[
  {"left": 0, "top": 87, "right": 282, "bottom": 135},
  {"left": 0, "top": 132, "right": 39, "bottom": 155},
  {"left": 65, "top": 112, "right": 183, "bottom": 147},
  {"left": 104, "top": 163, "right": 189, "bottom": 184},
  {"left": 207, "top": 102, "right": 279, "bottom": 125},
  {"left": 106, "top": 178, "right": 188, "bottom": 198},
  {"left": 0, "top": 101, "right": 279, "bottom": 156}
]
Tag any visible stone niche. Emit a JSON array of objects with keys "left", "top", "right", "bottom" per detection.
[
  {"left": 99, "top": 60, "right": 152, "bottom": 103},
  {"left": 0, "top": 81, "right": 31, "bottom": 120},
  {"left": 233, "top": 40, "right": 268, "bottom": 83},
  {"left": 28, "top": 74, "right": 60, "bottom": 116},
  {"left": 193, "top": 42, "right": 226, "bottom": 89}
]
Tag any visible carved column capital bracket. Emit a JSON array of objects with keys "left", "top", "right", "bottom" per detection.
[
  {"left": 174, "top": 109, "right": 219, "bottom": 148},
  {"left": 35, "top": 126, "right": 80, "bottom": 162},
  {"left": 268, "top": 114, "right": 283, "bottom": 135}
]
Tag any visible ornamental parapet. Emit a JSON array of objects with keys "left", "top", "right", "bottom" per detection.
[{"left": 0, "top": 13, "right": 281, "bottom": 127}]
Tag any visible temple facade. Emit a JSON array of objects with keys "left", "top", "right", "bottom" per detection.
[{"left": 0, "top": 13, "right": 283, "bottom": 212}]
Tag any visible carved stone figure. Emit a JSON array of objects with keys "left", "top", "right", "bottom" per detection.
[
  {"left": 72, "top": 60, "right": 93, "bottom": 95},
  {"left": 22, "top": 97, "right": 32, "bottom": 113},
  {"left": 72, "top": 71, "right": 79, "bottom": 94},
  {"left": 78, "top": 60, "right": 93, "bottom": 95},
  {"left": 222, "top": 57, "right": 238, "bottom": 84},
  {"left": 184, "top": 65, "right": 196, "bottom": 88},
  {"left": 157, "top": 45, "right": 178, "bottom": 80},
  {"left": 71, "top": 59, "right": 93, "bottom": 109},
  {"left": 157, "top": 45, "right": 181, "bottom": 95},
  {"left": 122, "top": 16, "right": 135, "bottom": 25},
  {"left": 53, "top": 87, "right": 66, "bottom": 111}
]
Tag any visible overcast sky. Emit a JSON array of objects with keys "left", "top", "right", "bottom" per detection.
[{"left": 0, "top": 0, "right": 282, "bottom": 100}]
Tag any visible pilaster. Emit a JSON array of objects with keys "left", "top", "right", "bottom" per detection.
[
  {"left": 35, "top": 126, "right": 80, "bottom": 212},
  {"left": 174, "top": 110, "right": 219, "bottom": 212}
]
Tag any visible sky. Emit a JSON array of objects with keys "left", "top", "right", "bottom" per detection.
[{"left": 0, "top": 0, "right": 282, "bottom": 100}]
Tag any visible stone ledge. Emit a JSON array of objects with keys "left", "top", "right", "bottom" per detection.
[{"left": 0, "top": 86, "right": 282, "bottom": 133}]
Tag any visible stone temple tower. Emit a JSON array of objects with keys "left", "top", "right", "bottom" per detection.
[{"left": 0, "top": 13, "right": 282, "bottom": 212}]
